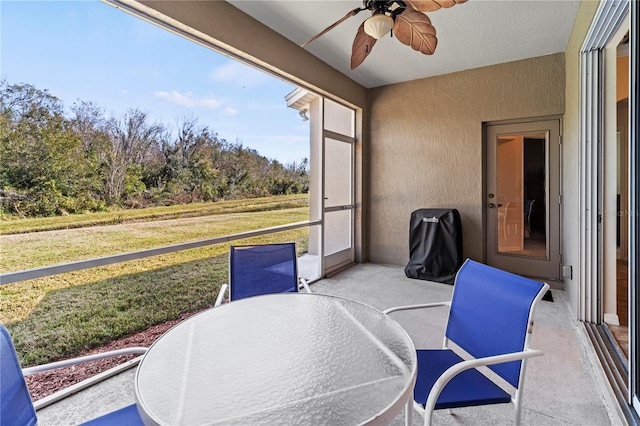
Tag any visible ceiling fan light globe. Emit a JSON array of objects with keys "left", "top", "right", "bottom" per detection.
[{"left": 364, "top": 14, "right": 393, "bottom": 39}]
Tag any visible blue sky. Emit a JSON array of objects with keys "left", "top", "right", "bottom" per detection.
[{"left": 0, "top": 0, "right": 310, "bottom": 165}]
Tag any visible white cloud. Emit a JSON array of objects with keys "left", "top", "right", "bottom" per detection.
[
  {"left": 154, "top": 90, "right": 220, "bottom": 109},
  {"left": 209, "top": 61, "right": 268, "bottom": 88},
  {"left": 223, "top": 106, "right": 238, "bottom": 116}
]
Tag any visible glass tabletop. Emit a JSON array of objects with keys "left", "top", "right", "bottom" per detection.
[{"left": 135, "top": 293, "right": 417, "bottom": 425}]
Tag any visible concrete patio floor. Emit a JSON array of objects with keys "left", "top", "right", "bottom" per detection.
[{"left": 37, "top": 263, "right": 624, "bottom": 425}]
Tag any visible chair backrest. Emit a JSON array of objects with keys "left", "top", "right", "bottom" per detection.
[
  {"left": 504, "top": 201, "right": 522, "bottom": 225},
  {"left": 525, "top": 199, "right": 535, "bottom": 220},
  {"left": 525, "top": 199, "right": 535, "bottom": 213},
  {"left": 229, "top": 243, "right": 299, "bottom": 301},
  {"left": 1, "top": 324, "right": 37, "bottom": 426},
  {"left": 445, "top": 259, "right": 546, "bottom": 388}
]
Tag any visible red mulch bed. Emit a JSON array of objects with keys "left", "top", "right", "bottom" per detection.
[{"left": 25, "top": 308, "right": 207, "bottom": 401}]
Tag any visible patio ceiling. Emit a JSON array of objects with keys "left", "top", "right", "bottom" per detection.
[{"left": 228, "top": 0, "right": 581, "bottom": 89}]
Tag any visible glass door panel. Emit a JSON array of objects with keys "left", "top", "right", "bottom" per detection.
[
  {"left": 496, "top": 134, "right": 548, "bottom": 258},
  {"left": 323, "top": 99, "right": 354, "bottom": 137},
  {"left": 486, "top": 120, "right": 560, "bottom": 280},
  {"left": 323, "top": 136, "right": 353, "bottom": 271},
  {"left": 324, "top": 138, "right": 352, "bottom": 208},
  {"left": 324, "top": 210, "right": 352, "bottom": 256}
]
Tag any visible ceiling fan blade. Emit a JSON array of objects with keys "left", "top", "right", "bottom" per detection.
[
  {"left": 350, "top": 22, "right": 377, "bottom": 69},
  {"left": 301, "top": 7, "right": 364, "bottom": 48},
  {"left": 393, "top": 8, "right": 437, "bottom": 55},
  {"left": 405, "top": 0, "right": 468, "bottom": 13}
]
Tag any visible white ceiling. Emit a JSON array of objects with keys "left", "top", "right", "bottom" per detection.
[{"left": 228, "top": 0, "right": 581, "bottom": 88}]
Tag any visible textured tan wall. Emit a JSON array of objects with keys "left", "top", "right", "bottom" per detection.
[
  {"left": 367, "top": 54, "right": 565, "bottom": 265},
  {"left": 562, "top": 0, "right": 599, "bottom": 313}
]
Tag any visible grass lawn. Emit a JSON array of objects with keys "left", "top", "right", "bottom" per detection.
[
  {"left": 0, "top": 194, "right": 308, "bottom": 234},
  {"left": 0, "top": 195, "right": 311, "bottom": 366}
]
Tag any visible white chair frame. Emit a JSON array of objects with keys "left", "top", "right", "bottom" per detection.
[{"left": 384, "top": 281, "right": 549, "bottom": 426}]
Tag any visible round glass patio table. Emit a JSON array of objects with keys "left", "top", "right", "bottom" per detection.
[{"left": 134, "top": 293, "right": 417, "bottom": 425}]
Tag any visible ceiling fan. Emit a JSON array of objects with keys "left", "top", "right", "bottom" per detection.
[{"left": 301, "top": 0, "right": 467, "bottom": 70}]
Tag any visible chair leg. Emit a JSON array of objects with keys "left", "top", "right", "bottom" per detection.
[
  {"left": 514, "top": 398, "right": 522, "bottom": 426},
  {"left": 513, "top": 371, "right": 524, "bottom": 425},
  {"left": 405, "top": 399, "right": 414, "bottom": 426},
  {"left": 417, "top": 401, "right": 434, "bottom": 426},
  {"left": 424, "top": 411, "right": 433, "bottom": 426},
  {"left": 214, "top": 283, "right": 228, "bottom": 307}
]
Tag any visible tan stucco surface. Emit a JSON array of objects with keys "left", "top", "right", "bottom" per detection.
[
  {"left": 367, "top": 54, "right": 565, "bottom": 266},
  {"left": 562, "top": 0, "right": 600, "bottom": 316}
]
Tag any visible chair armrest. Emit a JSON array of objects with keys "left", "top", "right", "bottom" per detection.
[
  {"left": 22, "top": 347, "right": 148, "bottom": 376},
  {"left": 215, "top": 283, "right": 229, "bottom": 307},
  {"left": 383, "top": 301, "right": 451, "bottom": 315},
  {"left": 424, "top": 349, "right": 544, "bottom": 417},
  {"left": 31, "top": 357, "right": 144, "bottom": 410},
  {"left": 299, "top": 277, "right": 311, "bottom": 293},
  {"left": 22, "top": 347, "right": 147, "bottom": 410}
]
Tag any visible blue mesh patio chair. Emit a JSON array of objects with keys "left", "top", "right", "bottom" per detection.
[
  {"left": 384, "top": 259, "right": 549, "bottom": 426},
  {"left": 214, "top": 242, "right": 311, "bottom": 307},
  {"left": 0, "top": 324, "right": 146, "bottom": 425}
]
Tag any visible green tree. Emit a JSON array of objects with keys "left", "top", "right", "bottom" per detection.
[
  {"left": 0, "top": 81, "right": 102, "bottom": 216},
  {"left": 103, "top": 109, "right": 164, "bottom": 204},
  {"left": 161, "top": 118, "right": 222, "bottom": 203},
  {"left": 0, "top": 80, "right": 309, "bottom": 217}
]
